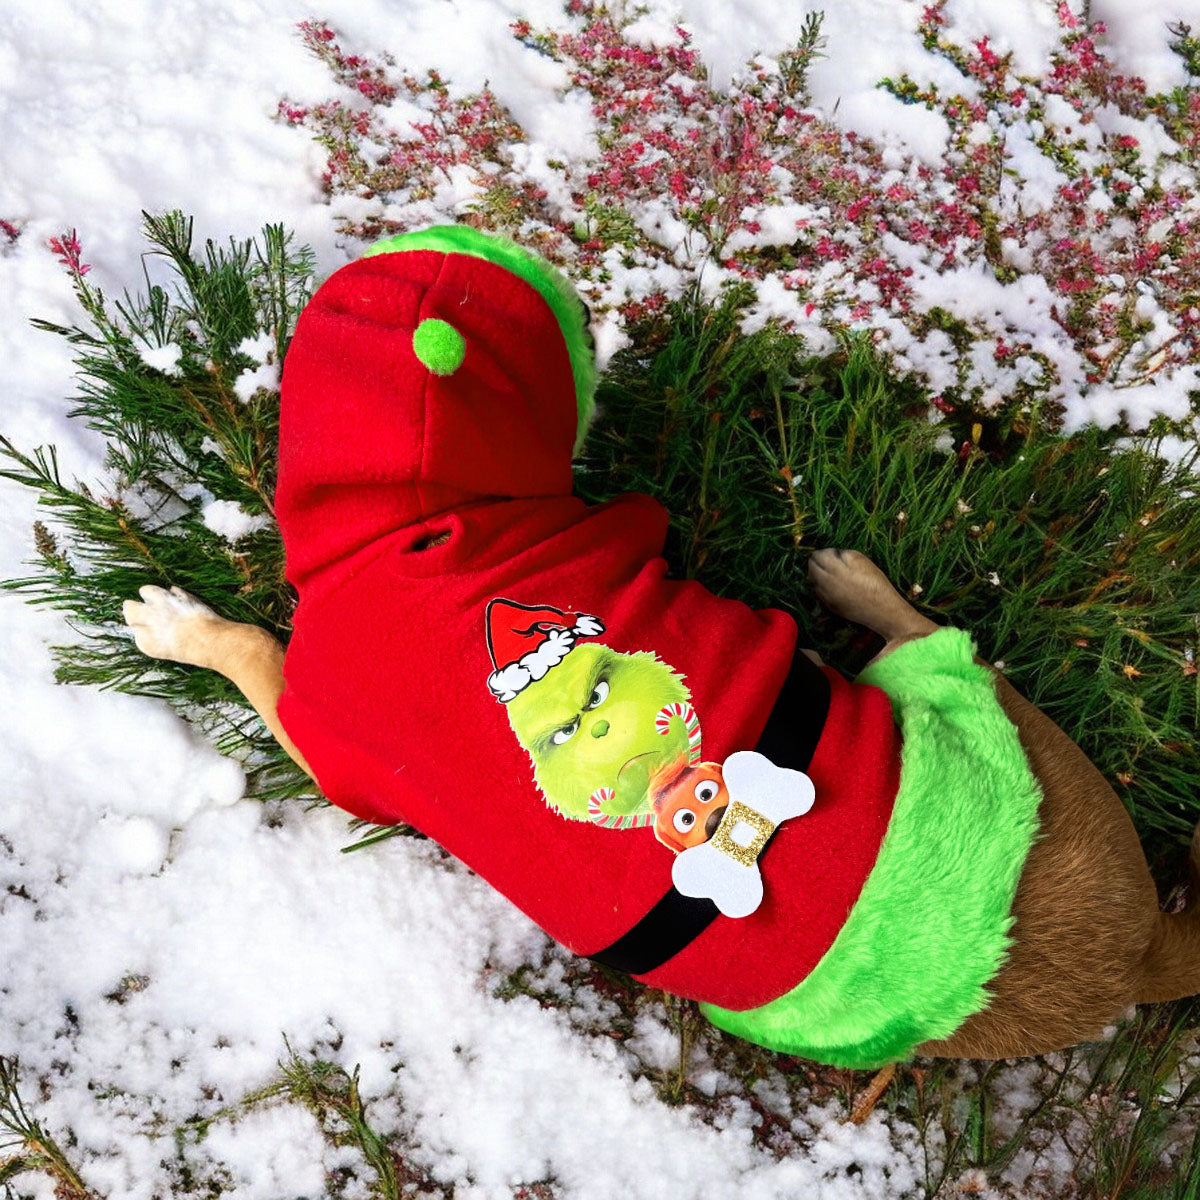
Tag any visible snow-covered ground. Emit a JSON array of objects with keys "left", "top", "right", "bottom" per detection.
[{"left": 1, "top": 0, "right": 1197, "bottom": 1195}]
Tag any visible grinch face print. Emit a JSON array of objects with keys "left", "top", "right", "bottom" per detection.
[
  {"left": 485, "top": 599, "right": 817, "bottom": 917},
  {"left": 486, "top": 600, "right": 695, "bottom": 822},
  {"left": 488, "top": 612, "right": 690, "bottom": 824}
]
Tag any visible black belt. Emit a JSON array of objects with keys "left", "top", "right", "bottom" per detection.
[{"left": 588, "top": 646, "right": 831, "bottom": 976}]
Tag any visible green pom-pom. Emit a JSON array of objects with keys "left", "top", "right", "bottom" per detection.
[
  {"left": 412, "top": 318, "right": 466, "bottom": 376},
  {"left": 366, "top": 225, "right": 596, "bottom": 452}
]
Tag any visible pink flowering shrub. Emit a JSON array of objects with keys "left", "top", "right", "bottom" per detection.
[
  {"left": 278, "top": 22, "right": 527, "bottom": 244},
  {"left": 880, "top": 5, "right": 1200, "bottom": 418},
  {"left": 280, "top": 2, "right": 1200, "bottom": 434}
]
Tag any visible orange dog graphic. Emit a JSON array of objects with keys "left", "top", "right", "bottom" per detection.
[{"left": 649, "top": 756, "right": 729, "bottom": 853}]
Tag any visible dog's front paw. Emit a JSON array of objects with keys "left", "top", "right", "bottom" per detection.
[{"left": 122, "top": 585, "right": 231, "bottom": 669}]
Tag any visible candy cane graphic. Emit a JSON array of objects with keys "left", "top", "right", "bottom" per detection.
[
  {"left": 588, "top": 786, "right": 655, "bottom": 829},
  {"left": 655, "top": 701, "right": 702, "bottom": 763},
  {"left": 587, "top": 700, "right": 703, "bottom": 830}
]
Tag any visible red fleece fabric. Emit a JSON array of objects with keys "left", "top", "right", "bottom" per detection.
[{"left": 275, "top": 249, "right": 902, "bottom": 1011}]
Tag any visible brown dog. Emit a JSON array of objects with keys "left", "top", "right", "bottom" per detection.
[{"left": 122, "top": 546, "right": 1200, "bottom": 1060}]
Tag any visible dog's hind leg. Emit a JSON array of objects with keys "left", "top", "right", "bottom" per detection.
[
  {"left": 809, "top": 548, "right": 1200, "bottom": 1055},
  {"left": 122, "top": 585, "right": 314, "bottom": 781},
  {"left": 808, "top": 548, "right": 938, "bottom": 645},
  {"left": 1134, "top": 824, "right": 1200, "bottom": 1004}
]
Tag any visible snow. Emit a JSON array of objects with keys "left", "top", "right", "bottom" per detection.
[
  {"left": 200, "top": 499, "right": 274, "bottom": 541},
  {"left": 0, "top": 0, "right": 1196, "bottom": 1194},
  {"left": 139, "top": 342, "right": 184, "bottom": 375},
  {"left": 231, "top": 362, "right": 280, "bottom": 403},
  {"left": 1065, "top": 365, "right": 1200, "bottom": 433},
  {"left": 623, "top": 16, "right": 688, "bottom": 50}
]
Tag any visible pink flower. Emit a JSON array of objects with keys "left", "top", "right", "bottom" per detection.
[
  {"left": 1055, "top": 2, "right": 1079, "bottom": 29},
  {"left": 974, "top": 37, "right": 1000, "bottom": 69},
  {"left": 921, "top": 3, "right": 947, "bottom": 29},
  {"left": 1133, "top": 243, "right": 1163, "bottom": 271},
  {"left": 47, "top": 230, "right": 90, "bottom": 276}
]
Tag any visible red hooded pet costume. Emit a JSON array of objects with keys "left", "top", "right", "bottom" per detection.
[{"left": 273, "top": 225, "right": 905, "bottom": 1016}]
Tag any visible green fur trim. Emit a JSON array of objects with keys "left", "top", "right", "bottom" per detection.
[
  {"left": 700, "top": 628, "right": 1043, "bottom": 1069},
  {"left": 363, "top": 226, "right": 597, "bottom": 453}
]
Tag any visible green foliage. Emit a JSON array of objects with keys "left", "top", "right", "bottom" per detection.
[
  {"left": 176, "top": 1041, "right": 442, "bottom": 1198},
  {"left": 576, "top": 286, "right": 1200, "bottom": 857},
  {"left": 885, "top": 998, "right": 1200, "bottom": 1198},
  {"left": 775, "top": 10, "right": 826, "bottom": 101},
  {"left": 1149, "top": 22, "right": 1200, "bottom": 161},
  {"left": 1169, "top": 21, "right": 1200, "bottom": 80},
  {"left": 0, "top": 1056, "right": 94, "bottom": 1199},
  {"left": 271, "top": 1051, "right": 404, "bottom": 1197},
  {"left": 1, "top": 211, "right": 315, "bottom": 805}
]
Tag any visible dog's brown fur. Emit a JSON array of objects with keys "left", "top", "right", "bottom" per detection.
[
  {"left": 808, "top": 548, "right": 1200, "bottom": 1058},
  {"left": 919, "top": 670, "right": 1189, "bottom": 1057},
  {"left": 123, "top": 548, "right": 1200, "bottom": 1060}
]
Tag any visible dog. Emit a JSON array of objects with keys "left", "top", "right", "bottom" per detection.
[{"left": 122, "top": 226, "right": 1200, "bottom": 1066}]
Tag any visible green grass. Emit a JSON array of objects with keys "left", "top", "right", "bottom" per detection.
[
  {"left": 3, "top": 214, "right": 1200, "bottom": 1196},
  {"left": 577, "top": 287, "right": 1200, "bottom": 864}
]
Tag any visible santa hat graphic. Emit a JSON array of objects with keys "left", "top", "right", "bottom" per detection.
[{"left": 486, "top": 599, "right": 605, "bottom": 703}]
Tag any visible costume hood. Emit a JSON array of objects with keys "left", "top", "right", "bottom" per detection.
[{"left": 276, "top": 226, "right": 593, "bottom": 585}]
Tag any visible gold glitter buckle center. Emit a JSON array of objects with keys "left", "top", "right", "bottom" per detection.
[{"left": 710, "top": 801, "right": 776, "bottom": 867}]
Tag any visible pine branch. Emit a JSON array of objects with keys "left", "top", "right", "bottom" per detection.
[
  {"left": 177, "top": 1040, "right": 440, "bottom": 1199},
  {"left": 1, "top": 212, "right": 318, "bottom": 811},
  {"left": 0, "top": 1057, "right": 95, "bottom": 1199}
]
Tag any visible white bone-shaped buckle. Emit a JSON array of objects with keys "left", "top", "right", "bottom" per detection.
[{"left": 670, "top": 750, "right": 815, "bottom": 918}]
